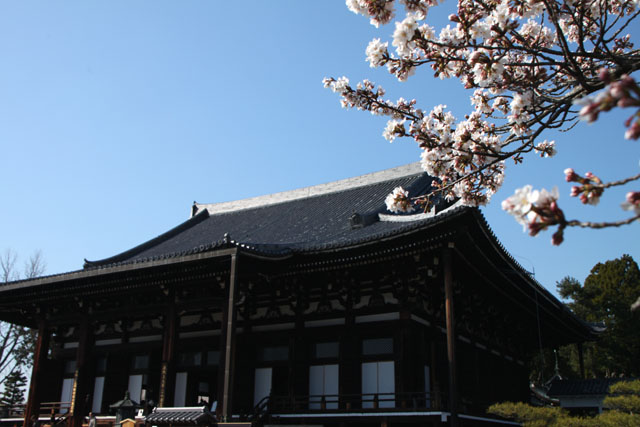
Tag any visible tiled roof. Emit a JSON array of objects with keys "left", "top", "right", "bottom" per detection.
[
  {"left": 84, "top": 163, "right": 458, "bottom": 269},
  {"left": 0, "top": 163, "right": 602, "bottom": 342},
  {"left": 547, "top": 378, "right": 630, "bottom": 396},
  {"left": 145, "top": 407, "right": 215, "bottom": 425}
]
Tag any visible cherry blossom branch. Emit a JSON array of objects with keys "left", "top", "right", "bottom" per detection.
[
  {"left": 329, "top": 0, "right": 640, "bottom": 243},
  {"left": 566, "top": 214, "right": 640, "bottom": 229}
]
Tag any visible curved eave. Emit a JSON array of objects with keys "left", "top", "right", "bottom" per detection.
[
  {"left": 0, "top": 247, "right": 239, "bottom": 296},
  {"left": 467, "top": 208, "right": 602, "bottom": 341}
]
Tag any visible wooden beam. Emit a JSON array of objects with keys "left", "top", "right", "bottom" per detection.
[
  {"left": 23, "top": 318, "right": 49, "bottom": 427},
  {"left": 444, "top": 246, "right": 458, "bottom": 427}
]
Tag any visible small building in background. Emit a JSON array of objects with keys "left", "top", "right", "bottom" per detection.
[{"left": 547, "top": 378, "right": 627, "bottom": 415}]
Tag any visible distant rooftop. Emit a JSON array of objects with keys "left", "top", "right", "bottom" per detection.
[{"left": 548, "top": 378, "right": 630, "bottom": 396}]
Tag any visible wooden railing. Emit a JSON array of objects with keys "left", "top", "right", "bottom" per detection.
[
  {"left": 0, "top": 402, "right": 70, "bottom": 424},
  {"left": 39, "top": 402, "right": 72, "bottom": 425},
  {"left": 0, "top": 403, "right": 24, "bottom": 418},
  {"left": 250, "top": 391, "right": 448, "bottom": 423},
  {"left": 250, "top": 392, "right": 496, "bottom": 423},
  {"left": 267, "top": 391, "right": 445, "bottom": 413}
]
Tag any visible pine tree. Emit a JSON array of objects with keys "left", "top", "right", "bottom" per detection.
[
  {"left": 557, "top": 254, "right": 640, "bottom": 377},
  {"left": 0, "top": 370, "right": 27, "bottom": 408}
]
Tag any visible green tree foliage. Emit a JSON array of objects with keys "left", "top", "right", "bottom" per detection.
[
  {"left": 489, "top": 380, "right": 640, "bottom": 426},
  {"left": 487, "top": 402, "right": 568, "bottom": 426},
  {"left": 0, "top": 370, "right": 26, "bottom": 407},
  {"left": 557, "top": 254, "right": 640, "bottom": 377},
  {"left": 604, "top": 380, "right": 640, "bottom": 413}
]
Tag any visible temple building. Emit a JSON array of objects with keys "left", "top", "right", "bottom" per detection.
[{"left": 0, "top": 163, "right": 598, "bottom": 426}]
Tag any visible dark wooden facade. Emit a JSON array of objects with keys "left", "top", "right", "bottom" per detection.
[{"left": 0, "top": 164, "right": 597, "bottom": 426}]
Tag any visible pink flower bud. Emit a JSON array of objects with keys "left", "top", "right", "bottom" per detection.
[
  {"left": 564, "top": 168, "right": 578, "bottom": 182},
  {"left": 579, "top": 104, "right": 599, "bottom": 123},
  {"left": 552, "top": 229, "right": 564, "bottom": 245},
  {"left": 627, "top": 191, "right": 640, "bottom": 204},
  {"left": 610, "top": 83, "right": 626, "bottom": 99},
  {"left": 570, "top": 186, "right": 581, "bottom": 197},
  {"left": 620, "top": 75, "right": 634, "bottom": 87},
  {"left": 528, "top": 222, "right": 544, "bottom": 237},
  {"left": 598, "top": 68, "right": 612, "bottom": 83},
  {"left": 617, "top": 97, "right": 637, "bottom": 108},
  {"left": 625, "top": 121, "right": 640, "bottom": 140}
]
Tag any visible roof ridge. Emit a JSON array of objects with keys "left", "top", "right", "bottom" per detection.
[{"left": 193, "top": 162, "right": 422, "bottom": 217}]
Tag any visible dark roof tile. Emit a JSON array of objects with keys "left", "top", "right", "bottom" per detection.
[
  {"left": 547, "top": 378, "right": 632, "bottom": 396},
  {"left": 85, "top": 164, "right": 455, "bottom": 268},
  {"left": 145, "top": 407, "right": 215, "bottom": 425}
]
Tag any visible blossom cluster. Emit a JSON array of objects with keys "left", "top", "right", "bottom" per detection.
[
  {"left": 577, "top": 71, "right": 640, "bottom": 140},
  {"left": 328, "top": 0, "right": 640, "bottom": 240},
  {"left": 501, "top": 186, "right": 566, "bottom": 245},
  {"left": 565, "top": 169, "right": 604, "bottom": 206},
  {"left": 385, "top": 186, "right": 415, "bottom": 213},
  {"left": 325, "top": 75, "right": 507, "bottom": 206}
]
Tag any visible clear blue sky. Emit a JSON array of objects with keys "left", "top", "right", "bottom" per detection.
[{"left": 0, "top": 1, "right": 637, "bottom": 297}]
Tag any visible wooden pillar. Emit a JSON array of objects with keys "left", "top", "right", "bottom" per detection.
[
  {"left": 158, "top": 294, "right": 177, "bottom": 407},
  {"left": 339, "top": 282, "right": 358, "bottom": 409},
  {"left": 70, "top": 316, "right": 94, "bottom": 427},
  {"left": 219, "top": 251, "right": 239, "bottom": 421},
  {"left": 23, "top": 318, "right": 49, "bottom": 427},
  {"left": 397, "top": 310, "right": 412, "bottom": 405},
  {"left": 290, "top": 302, "right": 306, "bottom": 406},
  {"left": 217, "top": 294, "right": 229, "bottom": 417},
  {"left": 443, "top": 246, "right": 458, "bottom": 426},
  {"left": 430, "top": 340, "right": 441, "bottom": 410},
  {"left": 287, "top": 334, "right": 296, "bottom": 404}
]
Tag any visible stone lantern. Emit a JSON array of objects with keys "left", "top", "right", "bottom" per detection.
[{"left": 110, "top": 391, "right": 141, "bottom": 425}]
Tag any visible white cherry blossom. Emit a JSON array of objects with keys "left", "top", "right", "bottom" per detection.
[
  {"left": 327, "top": 0, "right": 640, "bottom": 242},
  {"left": 385, "top": 186, "right": 414, "bottom": 213}
]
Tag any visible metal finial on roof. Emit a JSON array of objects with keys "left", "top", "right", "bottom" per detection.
[{"left": 554, "top": 349, "right": 562, "bottom": 379}]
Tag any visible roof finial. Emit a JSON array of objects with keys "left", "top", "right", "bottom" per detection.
[{"left": 553, "top": 349, "right": 563, "bottom": 379}]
